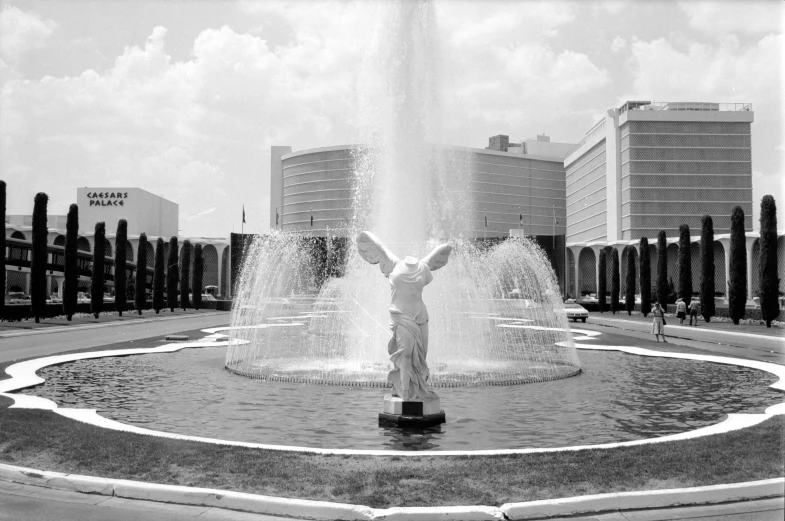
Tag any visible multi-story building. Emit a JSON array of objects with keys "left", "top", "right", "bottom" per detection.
[{"left": 565, "top": 101, "right": 754, "bottom": 243}]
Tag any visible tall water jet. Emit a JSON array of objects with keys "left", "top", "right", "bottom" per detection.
[{"left": 226, "top": 0, "right": 580, "bottom": 388}]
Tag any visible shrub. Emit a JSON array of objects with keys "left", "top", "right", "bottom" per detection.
[
  {"left": 598, "top": 248, "right": 607, "bottom": 313},
  {"left": 678, "top": 224, "right": 691, "bottom": 301},
  {"left": 167, "top": 236, "right": 179, "bottom": 312},
  {"left": 91, "top": 222, "right": 106, "bottom": 318},
  {"left": 114, "top": 220, "right": 128, "bottom": 316},
  {"left": 639, "top": 237, "right": 651, "bottom": 317},
  {"left": 135, "top": 233, "right": 148, "bottom": 315},
  {"left": 610, "top": 248, "right": 620, "bottom": 314},
  {"left": 759, "top": 195, "right": 779, "bottom": 327},
  {"left": 700, "top": 215, "right": 715, "bottom": 323},
  {"left": 625, "top": 246, "right": 636, "bottom": 315},
  {"left": 30, "top": 193, "right": 49, "bottom": 323},
  {"left": 63, "top": 204, "right": 79, "bottom": 320},
  {"left": 729, "top": 206, "right": 747, "bottom": 324},
  {"left": 153, "top": 237, "right": 165, "bottom": 314},
  {"left": 180, "top": 240, "right": 191, "bottom": 310},
  {"left": 657, "top": 231, "right": 667, "bottom": 305},
  {"left": 193, "top": 243, "right": 203, "bottom": 310}
]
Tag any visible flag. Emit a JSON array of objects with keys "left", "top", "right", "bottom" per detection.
[
  {"left": 275, "top": 207, "right": 279, "bottom": 226},
  {"left": 310, "top": 208, "right": 314, "bottom": 227},
  {"left": 519, "top": 213, "right": 523, "bottom": 225},
  {"left": 484, "top": 213, "right": 488, "bottom": 228},
  {"left": 242, "top": 205, "right": 246, "bottom": 224}
]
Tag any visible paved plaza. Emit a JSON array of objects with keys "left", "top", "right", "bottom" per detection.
[{"left": 1, "top": 313, "right": 782, "bottom": 520}]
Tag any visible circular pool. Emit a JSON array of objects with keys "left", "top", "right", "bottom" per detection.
[{"left": 20, "top": 334, "right": 782, "bottom": 451}]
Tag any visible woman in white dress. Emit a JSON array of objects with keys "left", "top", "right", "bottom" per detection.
[{"left": 652, "top": 301, "right": 667, "bottom": 342}]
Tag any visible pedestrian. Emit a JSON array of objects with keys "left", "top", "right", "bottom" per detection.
[
  {"left": 652, "top": 301, "right": 667, "bottom": 342},
  {"left": 688, "top": 298, "right": 701, "bottom": 326},
  {"left": 676, "top": 298, "right": 686, "bottom": 325}
]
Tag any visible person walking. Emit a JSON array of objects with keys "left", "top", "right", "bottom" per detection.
[
  {"left": 652, "top": 301, "right": 667, "bottom": 342},
  {"left": 676, "top": 298, "right": 687, "bottom": 325},
  {"left": 688, "top": 298, "right": 701, "bottom": 326}
]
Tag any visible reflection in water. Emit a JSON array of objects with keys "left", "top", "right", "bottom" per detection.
[{"left": 19, "top": 347, "right": 782, "bottom": 451}]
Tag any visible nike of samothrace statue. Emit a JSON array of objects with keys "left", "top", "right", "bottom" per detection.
[{"left": 356, "top": 231, "right": 452, "bottom": 401}]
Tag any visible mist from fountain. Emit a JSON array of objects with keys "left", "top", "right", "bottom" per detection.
[{"left": 225, "top": 0, "right": 580, "bottom": 386}]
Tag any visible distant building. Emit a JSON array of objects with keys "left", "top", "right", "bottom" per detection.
[
  {"left": 6, "top": 214, "right": 67, "bottom": 230},
  {"left": 564, "top": 101, "right": 754, "bottom": 243},
  {"left": 77, "top": 187, "right": 179, "bottom": 237},
  {"left": 270, "top": 134, "right": 576, "bottom": 239}
]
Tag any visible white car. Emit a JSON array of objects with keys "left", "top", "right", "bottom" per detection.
[{"left": 563, "top": 302, "right": 589, "bottom": 323}]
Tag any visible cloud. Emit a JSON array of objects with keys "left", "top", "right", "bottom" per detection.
[
  {"left": 0, "top": 5, "right": 57, "bottom": 66},
  {"left": 611, "top": 36, "right": 626, "bottom": 53},
  {"left": 678, "top": 1, "right": 784, "bottom": 34},
  {"left": 0, "top": 22, "right": 362, "bottom": 235},
  {"left": 625, "top": 34, "right": 782, "bottom": 103},
  {"left": 438, "top": 1, "right": 576, "bottom": 47}
]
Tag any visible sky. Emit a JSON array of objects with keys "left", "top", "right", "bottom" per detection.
[{"left": 1, "top": 0, "right": 782, "bottom": 237}]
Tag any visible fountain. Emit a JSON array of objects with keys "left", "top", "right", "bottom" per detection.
[{"left": 225, "top": 0, "right": 581, "bottom": 406}]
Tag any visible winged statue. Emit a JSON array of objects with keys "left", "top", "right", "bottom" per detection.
[{"left": 356, "top": 231, "right": 452, "bottom": 401}]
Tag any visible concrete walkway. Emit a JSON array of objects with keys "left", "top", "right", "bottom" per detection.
[
  {"left": 584, "top": 314, "right": 784, "bottom": 363},
  {"left": 1, "top": 479, "right": 782, "bottom": 521},
  {"left": 0, "top": 311, "right": 231, "bottom": 365}
]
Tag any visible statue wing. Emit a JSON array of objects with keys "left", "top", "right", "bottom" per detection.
[
  {"left": 356, "top": 231, "right": 399, "bottom": 277},
  {"left": 421, "top": 243, "right": 452, "bottom": 271}
]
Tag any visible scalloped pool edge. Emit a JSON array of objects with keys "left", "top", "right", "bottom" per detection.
[{"left": 1, "top": 325, "right": 783, "bottom": 457}]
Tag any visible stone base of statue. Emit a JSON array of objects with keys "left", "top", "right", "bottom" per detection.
[{"left": 378, "top": 394, "right": 446, "bottom": 427}]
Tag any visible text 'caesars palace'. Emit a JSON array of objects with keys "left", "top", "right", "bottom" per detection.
[{"left": 271, "top": 99, "right": 783, "bottom": 300}]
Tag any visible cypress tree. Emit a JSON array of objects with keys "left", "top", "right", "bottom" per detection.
[
  {"left": 625, "top": 246, "right": 636, "bottom": 315},
  {"left": 193, "top": 243, "right": 203, "bottom": 310},
  {"left": 657, "top": 231, "right": 668, "bottom": 307},
  {"left": 700, "top": 215, "right": 716, "bottom": 323},
  {"left": 167, "top": 236, "right": 179, "bottom": 312},
  {"left": 610, "top": 248, "right": 620, "bottom": 314},
  {"left": 639, "top": 237, "right": 651, "bottom": 317},
  {"left": 135, "top": 233, "right": 148, "bottom": 315},
  {"left": 180, "top": 240, "right": 191, "bottom": 310},
  {"left": 153, "top": 237, "right": 165, "bottom": 314},
  {"left": 114, "top": 220, "right": 128, "bottom": 316},
  {"left": 678, "top": 224, "right": 691, "bottom": 302},
  {"left": 728, "top": 206, "right": 747, "bottom": 325},
  {"left": 91, "top": 222, "right": 106, "bottom": 319},
  {"left": 598, "top": 248, "right": 607, "bottom": 313},
  {"left": 63, "top": 204, "right": 79, "bottom": 320},
  {"left": 0, "top": 180, "right": 5, "bottom": 319},
  {"left": 759, "top": 195, "right": 779, "bottom": 327},
  {"left": 30, "top": 193, "right": 49, "bottom": 323}
]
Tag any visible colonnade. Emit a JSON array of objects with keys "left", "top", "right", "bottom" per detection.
[{"left": 566, "top": 233, "right": 785, "bottom": 304}]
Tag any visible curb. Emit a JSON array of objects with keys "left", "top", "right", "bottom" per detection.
[{"left": 0, "top": 463, "right": 781, "bottom": 520}]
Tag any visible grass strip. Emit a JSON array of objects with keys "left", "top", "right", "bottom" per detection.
[{"left": 0, "top": 407, "right": 782, "bottom": 508}]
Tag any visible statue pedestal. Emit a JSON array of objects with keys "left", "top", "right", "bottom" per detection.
[{"left": 378, "top": 394, "right": 445, "bottom": 427}]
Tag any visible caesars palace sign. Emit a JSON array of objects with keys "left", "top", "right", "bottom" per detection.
[{"left": 87, "top": 191, "right": 129, "bottom": 207}]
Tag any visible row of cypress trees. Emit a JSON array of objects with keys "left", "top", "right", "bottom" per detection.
[
  {"left": 595, "top": 200, "right": 779, "bottom": 327},
  {"left": 1, "top": 183, "right": 210, "bottom": 322}
]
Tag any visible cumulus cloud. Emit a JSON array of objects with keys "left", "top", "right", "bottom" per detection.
[
  {"left": 611, "top": 36, "right": 626, "bottom": 53},
  {"left": 625, "top": 33, "right": 782, "bottom": 103},
  {"left": 678, "top": 1, "right": 784, "bottom": 34},
  {"left": 0, "top": 5, "right": 57, "bottom": 66}
]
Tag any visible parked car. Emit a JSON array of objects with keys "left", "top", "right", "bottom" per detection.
[
  {"left": 5, "top": 292, "right": 29, "bottom": 305},
  {"left": 563, "top": 302, "right": 589, "bottom": 323}
]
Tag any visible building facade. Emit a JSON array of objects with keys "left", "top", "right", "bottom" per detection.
[
  {"left": 76, "top": 187, "right": 179, "bottom": 237},
  {"left": 270, "top": 135, "right": 574, "bottom": 239},
  {"left": 564, "top": 101, "right": 754, "bottom": 243}
]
